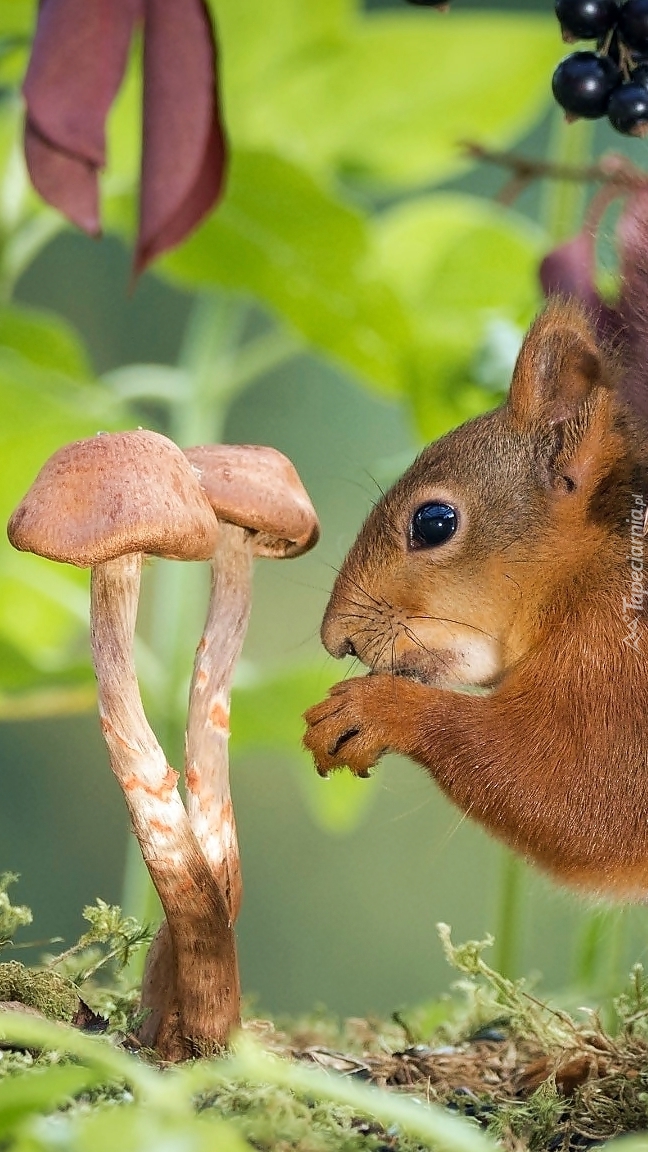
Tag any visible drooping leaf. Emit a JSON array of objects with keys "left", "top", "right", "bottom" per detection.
[
  {"left": 136, "top": 0, "right": 227, "bottom": 273},
  {"left": 22, "top": 0, "right": 142, "bottom": 235}
]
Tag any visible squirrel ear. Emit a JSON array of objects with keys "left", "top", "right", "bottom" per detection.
[
  {"left": 548, "top": 385, "right": 617, "bottom": 496},
  {"left": 508, "top": 298, "right": 609, "bottom": 428}
]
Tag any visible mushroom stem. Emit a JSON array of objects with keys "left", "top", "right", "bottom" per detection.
[
  {"left": 90, "top": 554, "right": 240, "bottom": 1058},
  {"left": 185, "top": 522, "right": 252, "bottom": 920}
]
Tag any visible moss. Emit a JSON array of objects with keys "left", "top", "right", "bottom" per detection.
[
  {"left": 0, "top": 961, "right": 79, "bottom": 1022},
  {"left": 198, "top": 1081, "right": 428, "bottom": 1152}
]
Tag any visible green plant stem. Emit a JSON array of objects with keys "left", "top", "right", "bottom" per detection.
[
  {"left": 541, "top": 113, "right": 595, "bottom": 244},
  {"left": 493, "top": 849, "right": 523, "bottom": 980}
]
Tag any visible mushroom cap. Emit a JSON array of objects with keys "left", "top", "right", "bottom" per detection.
[
  {"left": 184, "top": 444, "right": 319, "bottom": 558},
  {"left": 8, "top": 430, "right": 219, "bottom": 567}
]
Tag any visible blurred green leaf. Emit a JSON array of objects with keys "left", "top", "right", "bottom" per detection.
[
  {"left": 232, "top": 665, "right": 378, "bottom": 833},
  {"left": 0, "top": 2, "right": 32, "bottom": 88},
  {"left": 161, "top": 150, "right": 411, "bottom": 395},
  {"left": 212, "top": 2, "right": 560, "bottom": 188},
  {"left": 0, "top": 637, "right": 90, "bottom": 697},
  {"left": 0, "top": 305, "right": 91, "bottom": 379},
  {"left": 0, "top": 1, "right": 34, "bottom": 38},
  {"left": 325, "top": 14, "right": 561, "bottom": 188},
  {"left": 0, "top": 1065, "right": 102, "bottom": 1137},
  {"left": 370, "top": 194, "right": 546, "bottom": 438},
  {"left": 0, "top": 313, "right": 122, "bottom": 715},
  {"left": 26, "top": 1108, "right": 251, "bottom": 1152},
  {"left": 0, "top": 95, "right": 62, "bottom": 289},
  {"left": 0, "top": 94, "right": 23, "bottom": 223},
  {"left": 372, "top": 194, "right": 544, "bottom": 319},
  {"left": 395, "top": 997, "right": 458, "bottom": 1045}
]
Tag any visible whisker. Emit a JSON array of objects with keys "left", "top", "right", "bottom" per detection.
[
  {"left": 343, "top": 573, "right": 383, "bottom": 609},
  {"left": 363, "top": 470, "right": 387, "bottom": 501},
  {"left": 405, "top": 613, "right": 498, "bottom": 644}
]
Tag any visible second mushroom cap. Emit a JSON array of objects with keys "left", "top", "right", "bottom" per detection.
[{"left": 184, "top": 444, "right": 319, "bottom": 558}]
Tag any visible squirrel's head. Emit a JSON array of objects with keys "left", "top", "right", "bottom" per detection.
[{"left": 323, "top": 298, "right": 643, "bottom": 687}]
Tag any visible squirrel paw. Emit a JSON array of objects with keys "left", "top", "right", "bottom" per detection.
[{"left": 303, "top": 676, "right": 392, "bottom": 777}]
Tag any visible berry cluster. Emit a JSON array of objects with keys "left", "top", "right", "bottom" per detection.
[
  {"left": 403, "top": 1, "right": 451, "bottom": 7},
  {"left": 553, "top": 0, "right": 648, "bottom": 135}
]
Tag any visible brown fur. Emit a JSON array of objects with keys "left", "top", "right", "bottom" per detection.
[{"left": 304, "top": 299, "right": 648, "bottom": 897}]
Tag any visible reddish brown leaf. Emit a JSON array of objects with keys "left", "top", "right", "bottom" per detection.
[
  {"left": 23, "top": 0, "right": 141, "bottom": 167},
  {"left": 539, "top": 230, "right": 623, "bottom": 347},
  {"left": 135, "top": 0, "right": 227, "bottom": 274},
  {"left": 540, "top": 231, "right": 597, "bottom": 306},
  {"left": 24, "top": 121, "right": 100, "bottom": 235}
]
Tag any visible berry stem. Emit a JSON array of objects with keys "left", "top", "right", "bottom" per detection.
[{"left": 464, "top": 143, "right": 648, "bottom": 191}]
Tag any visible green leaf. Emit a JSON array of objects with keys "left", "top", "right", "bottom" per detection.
[
  {"left": 0, "top": 3, "right": 32, "bottom": 89},
  {"left": 231, "top": 665, "right": 378, "bottom": 833},
  {"left": 0, "top": 1, "right": 34, "bottom": 38},
  {"left": 370, "top": 194, "right": 546, "bottom": 438},
  {"left": 0, "top": 305, "right": 91, "bottom": 379},
  {"left": 373, "top": 195, "right": 541, "bottom": 315},
  {"left": 0, "top": 317, "right": 122, "bottom": 715},
  {"left": 161, "top": 150, "right": 411, "bottom": 395},
  {"left": 0, "top": 1065, "right": 102, "bottom": 1137},
  {"left": 322, "top": 14, "right": 562, "bottom": 187},
  {"left": 212, "top": 2, "right": 560, "bottom": 188},
  {"left": 40, "top": 1107, "right": 250, "bottom": 1152}
]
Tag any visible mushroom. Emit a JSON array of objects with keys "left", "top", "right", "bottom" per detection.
[
  {"left": 7, "top": 430, "right": 240, "bottom": 1060},
  {"left": 183, "top": 444, "right": 319, "bottom": 919}
]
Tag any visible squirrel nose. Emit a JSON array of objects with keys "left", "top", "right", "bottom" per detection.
[{"left": 321, "top": 609, "right": 358, "bottom": 659}]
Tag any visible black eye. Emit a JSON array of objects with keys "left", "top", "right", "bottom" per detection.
[{"left": 410, "top": 503, "right": 458, "bottom": 549}]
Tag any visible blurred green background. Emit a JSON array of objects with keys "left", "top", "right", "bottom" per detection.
[{"left": 0, "top": 0, "right": 647, "bottom": 1021}]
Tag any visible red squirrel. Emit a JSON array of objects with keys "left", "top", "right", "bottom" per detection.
[{"left": 303, "top": 294, "right": 648, "bottom": 899}]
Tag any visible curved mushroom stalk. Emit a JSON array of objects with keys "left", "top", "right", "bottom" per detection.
[
  {"left": 185, "top": 522, "right": 252, "bottom": 920},
  {"left": 184, "top": 444, "right": 320, "bottom": 918},
  {"left": 91, "top": 554, "right": 240, "bottom": 1058}
]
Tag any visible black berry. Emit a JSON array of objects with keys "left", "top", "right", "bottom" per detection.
[
  {"left": 608, "top": 81, "right": 648, "bottom": 133},
  {"left": 555, "top": 0, "right": 619, "bottom": 41},
  {"left": 619, "top": 0, "right": 648, "bottom": 53},
  {"left": 552, "top": 51, "right": 620, "bottom": 117},
  {"left": 404, "top": 0, "right": 450, "bottom": 5}
]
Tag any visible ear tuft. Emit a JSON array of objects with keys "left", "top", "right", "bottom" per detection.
[{"left": 508, "top": 297, "right": 610, "bottom": 428}]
